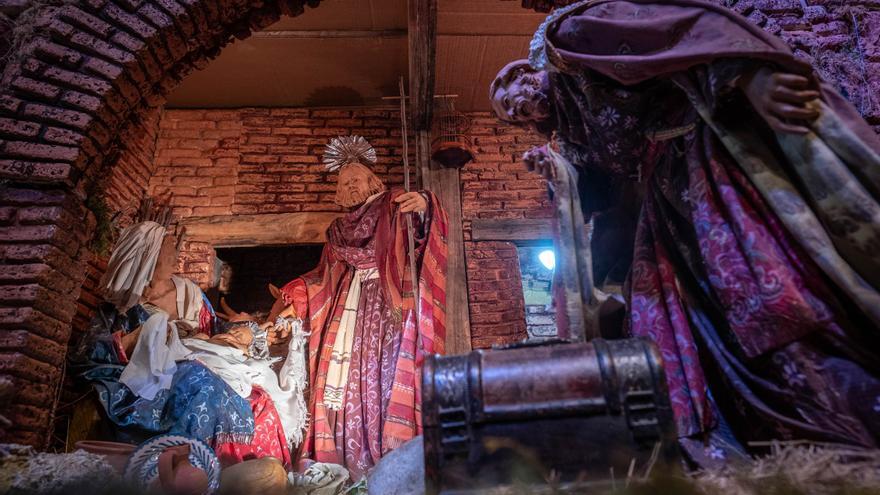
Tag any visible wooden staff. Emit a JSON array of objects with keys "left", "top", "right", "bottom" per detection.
[{"left": 398, "top": 77, "right": 421, "bottom": 321}]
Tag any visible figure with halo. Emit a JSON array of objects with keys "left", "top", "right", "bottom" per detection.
[{"left": 271, "top": 135, "right": 449, "bottom": 479}]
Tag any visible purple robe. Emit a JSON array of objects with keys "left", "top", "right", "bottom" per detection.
[{"left": 538, "top": 0, "right": 880, "bottom": 463}]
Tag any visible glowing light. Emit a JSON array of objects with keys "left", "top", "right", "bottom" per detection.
[{"left": 538, "top": 249, "right": 556, "bottom": 270}]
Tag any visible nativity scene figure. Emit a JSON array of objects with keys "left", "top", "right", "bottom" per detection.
[
  {"left": 272, "top": 135, "right": 449, "bottom": 479},
  {"left": 491, "top": 0, "right": 880, "bottom": 466},
  {"left": 71, "top": 199, "right": 309, "bottom": 471}
]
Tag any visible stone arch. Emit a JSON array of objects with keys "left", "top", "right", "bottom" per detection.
[{"left": 0, "top": 0, "right": 324, "bottom": 447}]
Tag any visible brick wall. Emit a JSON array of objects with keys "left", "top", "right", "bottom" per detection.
[
  {"left": 147, "top": 107, "right": 409, "bottom": 288},
  {"left": 2, "top": 0, "right": 877, "bottom": 448},
  {"left": 461, "top": 113, "right": 549, "bottom": 348},
  {"left": 145, "top": 108, "right": 542, "bottom": 348},
  {"left": 52, "top": 111, "right": 162, "bottom": 450},
  {"left": 0, "top": 187, "right": 93, "bottom": 447},
  {"left": 0, "top": 0, "right": 327, "bottom": 447},
  {"left": 726, "top": 0, "right": 880, "bottom": 130},
  {"left": 72, "top": 111, "right": 161, "bottom": 342}
]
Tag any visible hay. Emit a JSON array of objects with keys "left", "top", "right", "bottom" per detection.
[
  {"left": 439, "top": 442, "right": 880, "bottom": 495},
  {"left": 0, "top": 444, "right": 122, "bottom": 494},
  {"left": 692, "top": 442, "right": 880, "bottom": 495}
]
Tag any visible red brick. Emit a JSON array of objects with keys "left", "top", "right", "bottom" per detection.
[
  {"left": 310, "top": 110, "right": 351, "bottom": 118},
  {"left": 192, "top": 206, "right": 231, "bottom": 216},
  {"left": 102, "top": 3, "right": 157, "bottom": 39},
  {"left": 272, "top": 127, "right": 313, "bottom": 136},
  {"left": 236, "top": 193, "right": 276, "bottom": 204},
  {"left": 58, "top": 5, "right": 113, "bottom": 35},
  {"left": 241, "top": 154, "right": 280, "bottom": 164},
  {"left": 247, "top": 135, "right": 287, "bottom": 145},
  {"left": 171, "top": 195, "right": 210, "bottom": 207},
  {"left": 0, "top": 160, "right": 73, "bottom": 183},
  {"left": 0, "top": 117, "right": 40, "bottom": 138},
  {"left": 43, "top": 126, "right": 84, "bottom": 146},
  {"left": 231, "top": 204, "right": 260, "bottom": 215},
  {"left": 21, "top": 103, "right": 93, "bottom": 131},
  {"left": 276, "top": 193, "right": 319, "bottom": 203},
  {"left": 42, "top": 65, "right": 112, "bottom": 95},
  {"left": 109, "top": 29, "right": 147, "bottom": 55},
  {"left": 10, "top": 76, "right": 61, "bottom": 100},
  {"left": 268, "top": 108, "right": 310, "bottom": 118},
  {"left": 197, "top": 185, "right": 235, "bottom": 196},
  {"left": 3, "top": 141, "right": 80, "bottom": 162}
]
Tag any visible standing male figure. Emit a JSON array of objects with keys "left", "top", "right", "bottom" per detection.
[
  {"left": 277, "top": 136, "right": 448, "bottom": 479},
  {"left": 491, "top": 0, "right": 880, "bottom": 465}
]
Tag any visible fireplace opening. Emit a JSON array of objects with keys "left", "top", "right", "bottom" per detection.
[{"left": 212, "top": 245, "right": 324, "bottom": 316}]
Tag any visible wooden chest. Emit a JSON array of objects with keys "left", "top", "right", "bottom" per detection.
[{"left": 422, "top": 338, "right": 679, "bottom": 493}]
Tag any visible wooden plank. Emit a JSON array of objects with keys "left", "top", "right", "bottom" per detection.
[
  {"left": 408, "top": 0, "right": 438, "bottom": 130},
  {"left": 417, "top": 130, "right": 472, "bottom": 355},
  {"left": 550, "top": 160, "right": 596, "bottom": 343},
  {"left": 253, "top": 29, "right": 406, "bottom": 39},
  {"left": 180, "top": 212, "right": 342, "bottom": 247},
  {"left": 470, "top": 218, "right": 554, "bottom": 242}
]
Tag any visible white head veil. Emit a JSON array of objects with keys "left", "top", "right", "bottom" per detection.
[{"left": 99, "top": 221, "right": 167, "bottom": 312}]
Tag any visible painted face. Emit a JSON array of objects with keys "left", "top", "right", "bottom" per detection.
[
  {"left": 151, "top": 230, "right": 181, "bottom": 282},
  {"left": 211, "top": 326, "right": 254, "bottom": 352},
  {"left": 490, "top": 64, "right": 550, "bottom": 129},
  {"left": 336, "top": 165, "right": 374, "bottom": 208}
]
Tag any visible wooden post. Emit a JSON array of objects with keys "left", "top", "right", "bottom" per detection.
[
  {"left": 407, "top": 0, "right": 437, "bottom": 131},
  {"left": 408, "top": 0, "right": 471, "bottom": 353},
  {"left": 550, "top": 153, "right": 596, "bottom": 342},
  {"left": 418, "top": 132, "right": 472, "bottom": 354}
]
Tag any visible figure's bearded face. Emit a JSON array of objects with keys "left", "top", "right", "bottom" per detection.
[
  {"left": 490, "top": 61, "right": 551, "bottom": 130},
  {"left": 335, "top": 163, "right": 385, "bottom": 209}
]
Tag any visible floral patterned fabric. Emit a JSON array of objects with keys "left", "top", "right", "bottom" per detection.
[{"left": 542, "top": 0, "right": 880, "bottom": 453}]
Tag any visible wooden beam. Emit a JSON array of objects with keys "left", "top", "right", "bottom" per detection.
[
  {"left": 180, "top": 212, "right": 342, "bottom": 247},
  {"left": 253, "top": 29, "right": 406, "bottom": 39},
  {"left": 407, "top": 0, "right": 437, "bottom": 130},
  {"left": 419, "top": 131, "right": 472, "bottom": 355},
  {"left": 470, "top": 218, "right": 555, "bottom": 242},
  {"left": 408, "top": 1, "right": 464, "bottom": 351}
]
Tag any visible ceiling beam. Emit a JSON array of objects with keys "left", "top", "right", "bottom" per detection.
[
  {"left": 253, "top": 29, "right": 406, "bottom": 39},
  {"left": 407, "top": 0, "right": 437, "bottom": 130}
]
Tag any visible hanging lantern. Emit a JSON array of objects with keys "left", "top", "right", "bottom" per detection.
[{"left": 431, "top": 97, "right": 474, "bottom": 168}]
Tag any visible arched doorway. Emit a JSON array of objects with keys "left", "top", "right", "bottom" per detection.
[{"left": 0, "top": 0, "right": 325, "bottom": 448}]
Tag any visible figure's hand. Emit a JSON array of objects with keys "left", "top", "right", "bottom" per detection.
[
  {"left": 394, "top": 192, "right": 427, "bottom": 213},
  {"left": 740, "top": 66, "right": 820, "bottom": 134},
  {"left": 264, "top": 321, "right": 290, "bottom": 345},
  {"left": 523, "top": 145, "right": 555, "bottom": 181}
]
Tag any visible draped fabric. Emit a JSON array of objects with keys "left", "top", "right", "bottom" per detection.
[
  {"left": 92, "top": 359, "right": 255, "bottom": 446},
  {"left": 77, "top": 302, "right": 255, "bottom": 447},
  {"left": 538, "top": 0, "right": 880, "bottom": 456},
  {"left": 99, "top": 221, "right": 166, "bottom": 313},
  {"left": 281, "top": 189, "right": 448, "bottom": 479},
  {"left": 76, "top": 294, "right": 300, "bottom": 465},
  {"left": 215, "top": 386, "right": 293, "bottom": 469}
]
